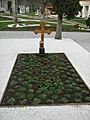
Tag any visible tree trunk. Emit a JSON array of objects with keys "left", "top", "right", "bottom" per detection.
[
  {"left": 1, "top": 0, "right": 2, "bottom": 7},
  {"left": 13, "top": 0, "right": 17, "bottom": 26},
  {"left": 25, "top": 5, "right": 27, "bottom": 13},
  {"left": 29, "top": 4, "right": 31, "bottom": 13},
  {"left": 55, "top": 14, "right": 62, "bottom": 39}
]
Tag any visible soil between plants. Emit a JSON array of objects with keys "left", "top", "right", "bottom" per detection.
[{"left": 1, "top": 53, "right": 90, "bottom": 106}]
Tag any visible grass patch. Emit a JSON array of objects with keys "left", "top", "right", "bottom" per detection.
[
  {"left": 0, "top": 17, "right": 88, "bottom": 32},
  {"left": 0, "top": 21, "right": 40, "bottom": 31},
  {"left": 0, "top": 13, "right": 13, "bottom": 16},
  {"left": 23, "top": 12, "right": 35, "bottom": 16},
  {"left": 72, "top": 18, "right": 86, "bottom": 25},
  {"left": 62, "top": 25, "right": 83, "bottom": 32},
  {"left": 0, "top": 16, "right": 13, "bottom": 21},
  {"left": 0, "top": 21, "right": 87, "bottom": 32},
  {"left": 1, "top": 53, "right": 90, "bottom": 106}
]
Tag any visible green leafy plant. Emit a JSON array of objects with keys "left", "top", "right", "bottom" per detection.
[
  {"left": 75, "top": 87, "right": 82, "bottom": 92},
  {"left": 86, "top": 17, "right": 90, "bottom": 28},
  {"left": 60, "top": 97, "right": 69, "bottom": 103},
  {"left": 46, "top": 99, "right": 54, "bottom": 104},
  {"left": 18, "top": 87, "right": 27, "bottom": 92},
  {"left": 7, "top": 97, "right": 15, "bottom": 105},
  {"left": 64, "top": 94, "right": 71, "bottom": 99},
  {"left": 75, "top": 98, "right": 82, "bottom": 103},
  {"left": 27, "top": 93, "right": 34, "bottom": 100},
  {"left": 65, "top": 84, "right": 73, "bottom": 89},
  {"left": 85, "top": 97, "right": 90, "bottom": 102},
  {"left": 51, "top": 95, "right": 58, "bottom": 100},
  {"left": 1, "top": 53, "right": 90, "bottom": 106},
  {"left": 74, "top": 92, "right": 82, "bottom": 99},
  {"left": 32, "top": 98, "right": 41, "bottom": 105},
  {"left": 10, "top": 80, "right": 17, "bottom": 86},
  {"left": 15, "top": 92, "right": 26, "bottom": 100},
  {"left": 39, "top": 94, "right": 47, "bottom": 100},
  {"left": 20, "top": 99, "right": 27, "bottom": 105}
]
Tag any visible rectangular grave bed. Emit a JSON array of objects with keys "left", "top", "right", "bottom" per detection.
[{"left": 1, "top": 53, "right": 90, "bottom": 106}]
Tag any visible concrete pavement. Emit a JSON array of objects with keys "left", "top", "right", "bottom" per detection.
[
  {"left": 0, "top": 38, "right": 90, "bottom": 120},
  {"left": 0, "top": 31, "right": 90, "bottom": 52}
]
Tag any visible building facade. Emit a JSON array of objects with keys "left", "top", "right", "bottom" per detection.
[
  {"left": 0, "top": 0, "right": 41, "bottom": 13},
  {"left": 80, "top": 0, "right": 90, "bottom": 18},
  {"left": 0, "top": 0, "right": 90, "bottom": 18},
  {"left": 0, "top": 0, "right": 13, "bottom": 10}
]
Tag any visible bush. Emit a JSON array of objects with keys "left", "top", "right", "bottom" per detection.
[
  {"left": 46, "top": 99, "right": 54, "bottom": 104},
  {"left": 20, "top": 99, "right": 27, "bottom": 105},
  {"left": 85, "top": 97, "right": 90, "bottom": 102},
  {"left": 7, "top": 97, "right": 15, "bottom": 105},
  {"left": 86, "top": 18, "right": 90, "bottom": 28},
  {"left": 74, "top": 24, "right": 80, "bottom": 28},
  {"left": 39, "top": 94, "right": 47, "bottom": 100},
  {"left": 32, "top": 98, "right": 41, "bottom": 105}
]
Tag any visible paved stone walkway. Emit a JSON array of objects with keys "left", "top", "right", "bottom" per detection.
[
  {"left": 0, "top": 38, "right": 90, "bottom": 120},
  {"left": 0, "top": 15, "right": 85, "bottom": 27},
  {"left": 0, "top": 32, "right": 90, "bottom": 52}
]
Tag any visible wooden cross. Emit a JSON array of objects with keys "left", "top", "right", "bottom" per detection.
[{"left": 34, "top": 20, "right": 52, "bottom": 53}]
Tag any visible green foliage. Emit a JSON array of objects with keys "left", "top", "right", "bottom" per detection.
[
  {"left": 27, "top": 93, "right": 34, "bottom": 100},
  {"left": 65, "top": 84, "right": 73, "bottom": 89},
  {"left": 15, "top": 92, "right": 26, "bottom": 100},
  {"left": 47, "top": 90, "right": 53, "bottom": 96},
  {"left": 32, "top": 98, "right": 41, "bottom": 105},
  {"left": 82, "top": 90, "right": 89, "bottom": 94},
  {"left": 75, "top": 87, "right": 82, "bottom": 92},
  {"left": 20, "top": 81, "right": 29, "bottom": 86},
  {"left": 67, "top": 65, "right": 73, "bottom": 69},
  {"left": 27, "top": 84, "right": 33, "bottom": 89},
  {"left": 60, "top": 97, "right": 69, "bottom": 103},
  {"left": 55, "top": 88, "right": 62, "bottom": 94},
  {"left": 28, "top": 89, "right": 34, "bottom": 94},
  {"left": 71, "top": 73, "right": 79, "bottom": 78},
  {"left": 1, "top": 53, "right": 90, "bottom": 106},
  {"left": 75, "top": 98, "right": 82, "bottom": 102},
  {"left": 20, "top": 99, "right": 27, "bottom": 105},
  {"left": 74, "top": 92, "right": 82, "bottom": 99},
  {"left": 51, "top": 95, "right": 58, "bottom": 100},
  {"left": 85, "top": 97, "right": 90, "bottom": 102},
  {"left": 69, "top": 69, "right": 76, "bottom": 73},
  {"left": 39, "top": 94, "right": 47, "bottom": 100},
  {"left": 66, "top": 89, "right": 72, "bottom": 94},
  {"left": 67, "top": 77, "right": 73, "bottom": 81},
  {"left": 86, "top": 18, "right": 90, "bottom": 27},
  {"left": 46, "top": 99, "right": 54, "bottom": 104},
  {"left": 64, "top": 80, "right": 72, "bottom": 84},
  {"left": 0, "top": 16, "right": 12, "bottom": 21},
  {"left": 61, "top": 74, "right": 67, "bottom": 79},
  {"left": 51, "top": 0, "right": 81, "bottom": 19},
  {"left": 7, "top": 89, "right": 14, "bottom": 93},
  {"left": 7, "top": 97, "right": 15, "bottom": 105},
  {"left": 64, "top": 94, "right": 71, "bottom": 99},
  {"left": 18, "top": 87, "right": 27, "bottom": 92}
]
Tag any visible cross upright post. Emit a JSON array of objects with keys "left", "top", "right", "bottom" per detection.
[{"left": 34, "top": 19, "right": 52, "bottom": 54}]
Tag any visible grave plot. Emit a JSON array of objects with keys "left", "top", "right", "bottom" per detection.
[{"left": 1, "top": 53, "right": 90, "bottom": 106}]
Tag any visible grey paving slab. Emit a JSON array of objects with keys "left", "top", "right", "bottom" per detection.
[
  {"left": 0, "top": 105, "right": 90, "bottom": 120},
  {"left": 0, "top": 37, "right": 90, "bottom": 120},
  {"left": 0, "top": 32, "right": 90, "bottom": 52}
]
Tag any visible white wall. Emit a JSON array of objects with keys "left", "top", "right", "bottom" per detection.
[{"left": 80, "top": 1, "right": 90, "bottom": 18}]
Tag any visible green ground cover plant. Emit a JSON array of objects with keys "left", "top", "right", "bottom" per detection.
[
  {"left": 1, "top": 53, "right": 90, "bottom": 106},
  {"left": 0, "top": 22, "right": 87, "bottom": 32},
  {"left": 0, "top": 13, "right": 88, "bottom": 32},
  {"left": 0, "top": 14, "right": 90, "bottom": 32},
  {"left": 0, "top": 16, "right": 13, "bottom": 21},
  {"left": 72, "top": 18, "right": 86, "bottom": 25}
]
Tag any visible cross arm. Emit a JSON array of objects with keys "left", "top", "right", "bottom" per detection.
[{"left": 34, "top": 28, "right": 52, "bottom": 35}]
